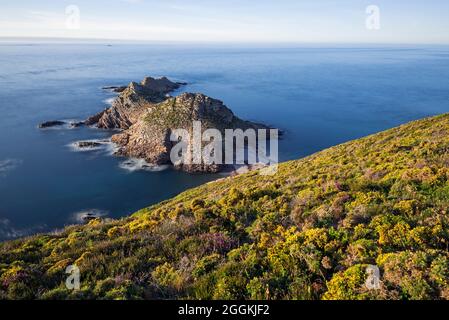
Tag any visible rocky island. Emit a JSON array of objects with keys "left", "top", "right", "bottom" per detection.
[
  {"left": 38, "top": 76, "right": 274, "bottom": 173},
  {"left": 84, "top": 76, "right": 271, "bottom": 173}
]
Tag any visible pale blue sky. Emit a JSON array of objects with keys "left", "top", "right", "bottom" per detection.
[{"left": 1, "top": 0, "right": 448, "bottom": 43}]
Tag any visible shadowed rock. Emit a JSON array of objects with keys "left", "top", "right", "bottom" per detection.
[
  {"left": 76, "top": 141, "right": 103, "bottom": 148},
  {"left": 38, "top": 120, "right": 66, "bottom": 128},
  {"left": 102, "top": 86, "right": 127, "bottom": 93}
]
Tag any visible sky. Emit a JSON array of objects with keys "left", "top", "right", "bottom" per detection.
[{"left": 1, "top": 0, "right": 448, "bottom": 44}]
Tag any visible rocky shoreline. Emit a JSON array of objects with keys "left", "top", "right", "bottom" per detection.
[{"left": 39, "top": 76, "right": 276, "bottom": 174}]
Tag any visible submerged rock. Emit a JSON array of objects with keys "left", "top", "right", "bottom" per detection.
[
  {"left": 70, "top": 121, "right": 85, "bottom": 128},
  {"left": 76, "top": 141, "right": 103, "bottom": 149},
  {"left": 81, "top": 213, "right": 97, "bottom": 223},
  {"left": 70, "top": 139, "right": 111, "bottom": 151},
  {"left": 38, "top": 120, "right": 66, "bottom": 128},
  {"left": 102, "top": 86, "right": 127, "bottom": 93},
  {"left": 39, "top": 120, "right": 85, "bottom": 129}
]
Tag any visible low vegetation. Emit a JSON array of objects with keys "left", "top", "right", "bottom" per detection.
[{"left": 1, "top": 114, "right": 449, "bottom": 300}]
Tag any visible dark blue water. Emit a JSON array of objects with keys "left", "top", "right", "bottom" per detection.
[{"left": 1, "top": 43, "right": 449, "bottom": 240}]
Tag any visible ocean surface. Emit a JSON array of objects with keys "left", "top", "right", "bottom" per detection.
[{"left": 1, "top": 42, "right": 449, "bottom": 240}]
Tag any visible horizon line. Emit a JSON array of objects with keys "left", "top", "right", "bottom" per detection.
[{"left": 1, "top": 36, "right": 449, "bottom": 47}]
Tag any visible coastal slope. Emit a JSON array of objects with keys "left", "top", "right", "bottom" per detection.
[{"left": 1, "top": 114, "right": 449, "bottom": 300}]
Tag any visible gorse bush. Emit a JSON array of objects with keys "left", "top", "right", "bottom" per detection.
[{"left": 1, "top": 114, "right": 449, "bottom": 299}]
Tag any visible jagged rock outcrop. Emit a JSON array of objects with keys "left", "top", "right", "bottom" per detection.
[
  {"left": 86, "top": 76, "right": 184, "bottom": 129},
  {"left": 111, "top": 92, "right": 270, "bottom": 173}
]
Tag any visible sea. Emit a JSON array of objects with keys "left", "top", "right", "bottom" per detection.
[{"left": 1, "top": 41, "right": 449, "bottom": 240}]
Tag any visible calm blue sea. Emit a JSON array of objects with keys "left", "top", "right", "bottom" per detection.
[{"left": 1, "top": 42, "right": 449, "bottom": 240}]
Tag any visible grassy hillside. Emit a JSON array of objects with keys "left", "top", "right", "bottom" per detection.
[{"left": 1, "top": 114, "right": 449, "bottom": 300}]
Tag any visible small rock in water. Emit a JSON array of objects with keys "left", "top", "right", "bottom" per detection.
[
  {"left": 76, "top": 141, "right": 103, "bottom": 148},
  {"left": 70, "top": 121, "right": 85, "bottom": 128},
  {"left": 102, "top": 86, "right": 127, "bottom": 93},
  {"left": 38, "top": 120, "right": 66, "bottom": 128},
  {"left": 81, "top": 213, "right": 97, "bottom": 223}
]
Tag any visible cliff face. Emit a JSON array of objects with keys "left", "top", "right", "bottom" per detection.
[
  {"left": 3, "top": 114, "right": 449, "bottom": 300},
  {"left": 85, "top": 76, "right": 183, "bottom": 129},
  {"left": 86, "top": 76, "right": 270, "bottom": 173}
]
